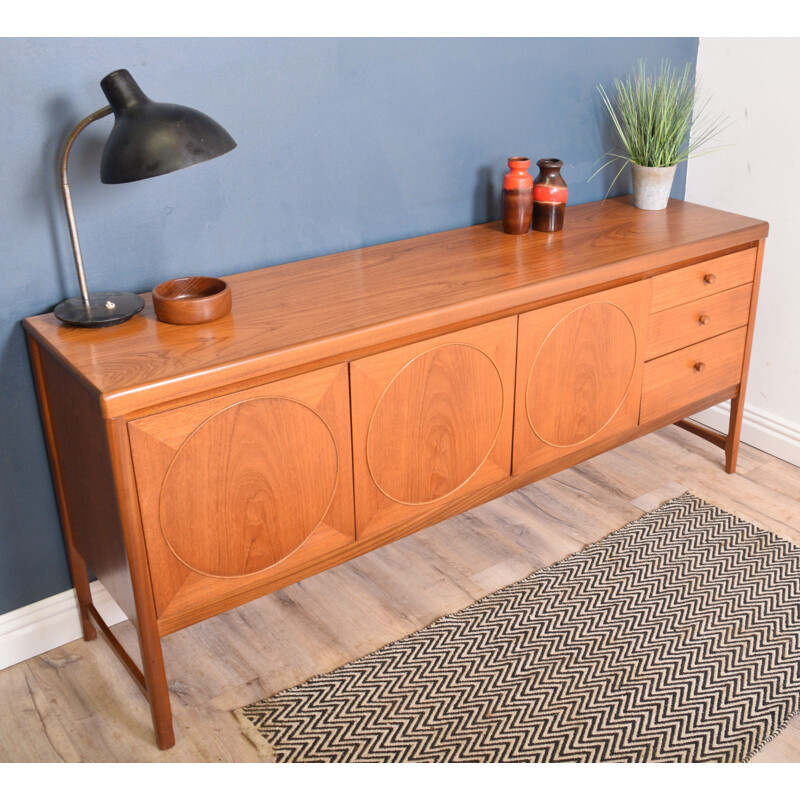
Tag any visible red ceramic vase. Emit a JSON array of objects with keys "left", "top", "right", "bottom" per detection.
[
  {"left": 501, "top": 157, "right": 533, "bottom": 235},
  {"left": 532, "top": 158, "right": 568, "bottom": 232}
]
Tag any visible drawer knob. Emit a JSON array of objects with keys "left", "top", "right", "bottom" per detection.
[
  {"left": 693, "top": 361, "right": 706, "bottom": 372},
  {"left": 703, "top": 273, "right": 716, "bottom": 284},
  {"left": 699, "top": 314, "right": 711, "bottom": 326}
]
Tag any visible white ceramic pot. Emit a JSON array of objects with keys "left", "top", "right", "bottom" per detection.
[{"left": 631, "top": 164, "right": 677, "bottom": 210}]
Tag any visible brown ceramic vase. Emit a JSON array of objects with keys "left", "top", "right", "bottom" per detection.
[
  {"left": 501, "top": 157, "right": 534, "bottom": 235},
  {"left": 532, "top": 158, "right": 568, "bottom": 232}
]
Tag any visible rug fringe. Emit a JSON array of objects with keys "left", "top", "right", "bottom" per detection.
[
  {"left": 233, "top": 708, "right": 278, "bottom": 762},
  {"left": 687, "top": 490, "right": 778, "bottom": 536}
]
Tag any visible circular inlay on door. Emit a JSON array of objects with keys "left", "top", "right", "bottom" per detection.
[
  {"left": 160, "top": 397, "right": 338, "bottom": 578},
  {"left": 367, "top": 343, "right": 504, "bottom": 505},
  {"left": 527, "top": 302, "right": 637, "bottom": 448}
]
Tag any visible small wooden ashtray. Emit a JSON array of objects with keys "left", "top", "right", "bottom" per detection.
[{"left": 152, "top": 276, "right": 231, "bottom": 325}]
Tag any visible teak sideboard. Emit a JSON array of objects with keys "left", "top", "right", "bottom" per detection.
[{"left": 24, "top": 197, "right": 769, "bottom": 749}]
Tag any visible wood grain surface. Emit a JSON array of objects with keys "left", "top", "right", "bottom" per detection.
[
  {"left": 351, "top": 317, "right": 517, "bottom": 539},
  {"left": 366, "top": 343, "right": 504, "bottom": 505},
  {"left": 159, "top": 397, "right": 339, "bottom": 578},
  {"left": 513, "top": 281, "right": 649, "bottom": 475},
  {"left": 649, "top": 247, "right": 757, "bottom": 313},
  {"left": 127, "top": 363, "right": 355, "bottom": 630},
  {"left": 29, "top": 341, "right": 137, "bottom": 623},
  {"left": 527, "top": 302, "right": 637, "bottom": 447},
  {"left": 150, "top": 380, "right": 745, "bottom": 636},
  {"left": 646, "top": 282, "right": 753, "bottom": 359},
  {"left": 640, "top": 327, "right": 748, "bottom": 426},
  {"left": 23, "top": 198, "right": 768, "bottom": 417}
]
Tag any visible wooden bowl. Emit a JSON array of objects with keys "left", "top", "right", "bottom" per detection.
[{"left": 152, "top": 276, "right": 231, "bottom": 325}]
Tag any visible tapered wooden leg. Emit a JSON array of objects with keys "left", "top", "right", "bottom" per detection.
[
  {"left": 725, "top": 393, "right": 744, "bottom": 474},
  {"left": 137, "top": 620, "right": 175, "bottom": 750},
  {"left": 64, "top": 542, "right": 97, "bottom": 641},
  {"left": 105, "top": 416, "right": 175, "bottom": 750},
  {"left": 27, "top": 337, "right": 96, "bottom": 641},
  {"left": 82, "top": 601, "right": 174, "bottom": 749},
  {"left": 725, "top": 239, "right": 765, "bottom": 475}
]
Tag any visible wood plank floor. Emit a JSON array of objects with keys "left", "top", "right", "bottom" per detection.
[{"left": 1, "top": 425, "right": 799, "bottom": 762}]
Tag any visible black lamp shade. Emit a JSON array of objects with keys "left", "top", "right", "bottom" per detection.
[{"left": 99, "top": 69, "right": 236, "bottom": 184}]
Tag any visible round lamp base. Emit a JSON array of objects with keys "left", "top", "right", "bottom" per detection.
[{"left": 54, "top": 292, "right": 145, "bottom": 328}]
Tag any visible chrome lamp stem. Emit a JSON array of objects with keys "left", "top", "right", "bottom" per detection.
[
  {"left": 54, "top": 105, "right": 145, "bottom": 327},
  {"left": 59, "top": 106, "right": 113, "bottom": 306}
]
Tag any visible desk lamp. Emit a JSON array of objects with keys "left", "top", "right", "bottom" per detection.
[{"left": 54, "top": 69, "right": 236, "bottom": 327}]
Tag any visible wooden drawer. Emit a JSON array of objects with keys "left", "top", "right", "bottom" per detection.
[
  {"left": 650, "top": 248, "right": 757, "bottom": 313},
  {"left": 646, "top": 283, "right": 753, "bottom": 360},
  {"left": 640, "top": 327, "right": 747, "bottom": 426}
]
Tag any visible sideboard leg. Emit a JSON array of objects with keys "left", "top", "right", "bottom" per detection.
[
  {"left": 725, "top": 393, "right": 744, "bottom": 474},
  {"left": 137, "top": 622, "right": 175, "bottom": 750},
  {"left": 105, "top": 416, "right": 175, "bottom": 750},
  {"left": 726, "top": 239, "right": 765, "bottom": 475},
  {"left": 66, "top": 543, "right": 97, "bottom": 641},
  {"left": 27, "top": 337, "right": 97, "bottom": 641}
]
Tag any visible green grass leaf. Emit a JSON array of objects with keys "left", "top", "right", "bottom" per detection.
[{"left": 593, "top": 58, "right": 730, "bottom": 196}]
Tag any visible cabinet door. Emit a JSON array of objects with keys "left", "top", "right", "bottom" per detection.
[
  {"left": 350, "top": 317, "right": 517, "bottom": 538},
  {"left": 513, "top": 281, "right": 649, "bottom": 475},
  {"left": 128, "top": 363, "right": 354, "bottom": 624}
]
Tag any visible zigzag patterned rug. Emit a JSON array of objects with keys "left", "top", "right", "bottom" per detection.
[{"left": 235, "top": 494, "right": 800, "bottom": 762}]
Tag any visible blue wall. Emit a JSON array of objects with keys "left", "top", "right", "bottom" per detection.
[{"left": 0, "top": 37, "right": 698, "bottom": 616}]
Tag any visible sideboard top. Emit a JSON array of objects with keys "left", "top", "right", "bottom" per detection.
[{"left": 24, "top": 196, "right": 768, "bottom": 415}]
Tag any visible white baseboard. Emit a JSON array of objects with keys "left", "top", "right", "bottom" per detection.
[
  {"left": 691, "top": 401, "right": 800, "bottom": 468},
  {"left": 0, "top": 581, "right": 127, "bottom": 671}
]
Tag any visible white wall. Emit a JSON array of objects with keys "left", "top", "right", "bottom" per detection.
[{"left": 686, "top": 38, "right": 800, "bottom": 467}]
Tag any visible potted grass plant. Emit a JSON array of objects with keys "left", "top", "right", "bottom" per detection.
[{"left": 595, "top": 59, "right": 728, "bottom": 210}]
